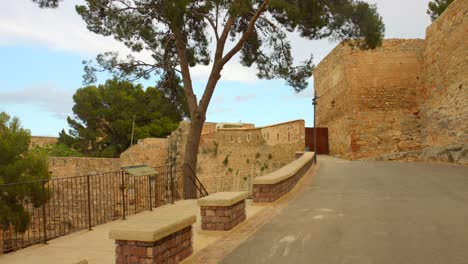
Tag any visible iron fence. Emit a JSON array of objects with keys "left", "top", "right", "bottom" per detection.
[{"left": 0, "top": 163, "right": 184, "bottom": 254}]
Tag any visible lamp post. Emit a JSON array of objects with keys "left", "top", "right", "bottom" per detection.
[
  {"left": 312, "top": 93, "right": 319, "bottom": 164},
  {"left": 130, "top": 115, "right": 136, "bottom": 147}
]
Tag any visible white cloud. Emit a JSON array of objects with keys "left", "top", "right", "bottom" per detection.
[
  {"left": 0, "top": 0, "right": 432, "bottom": 85},
  {"left": 191, "top": 63, "right": 259, "bottom": 83},
  {"left": 234, "top": 94, "right": 257, "bottom": 102},
  {"left": 0, "top": 85, "right": 74, "bottom": 119}
]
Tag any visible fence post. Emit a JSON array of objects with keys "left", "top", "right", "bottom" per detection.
[
  {"left": 0, "top": 229, "right": 3, "bottom": 255},
  {"left": 86, "top": 175, "right": 92, "bottom": 231},
  {"left": 41, "top": 181, "right": 47, "bottom": 244},
  {"left": 148, "top": 175, "right": 152, "bottom": 211},
  {"left": 170, "top": 164, "right": 175, "bottom": 204},
  {"left": 182, "top": 164, "right": 186, "bottom": 200},
  {"left": 121, "top": 171, "right": 126, "bottom": 220}
]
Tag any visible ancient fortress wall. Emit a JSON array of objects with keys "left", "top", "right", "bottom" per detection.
[
  {"left": 169, "top": 120, "right": 305, "bottom": 194},
  {"left": 46, "top": 120, "right": 305, "bottom": 192},
  {"left": 314, "top": 0, "right": 467, "bottom": 165},
  {"left": 30, "top": 136, "right": 58, "bottom": 148},
  {"left": 120, "top": 138, "right": 168, "bottom": 168},
  {"left": 421, "top": 0, "right": 468, "bottom": 163},
  {"left": 315, "top": 39, "right": 426, "bottom": 159},
  {"left": 48, "top": 157, "right": 121, "bottom": 178}
]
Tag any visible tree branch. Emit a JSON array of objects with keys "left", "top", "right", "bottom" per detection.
[
  {"left": 220, "top": 0, "right": 270, "bottom": 66},
  {"left": 214, "top": 15, "right": 235, "bottom": 63},
  {"left": 172, "top": 29, "right": 198, "bottom": 115},
  {"left": 198, "top": 1, "right": 270, "bottom": 117}
]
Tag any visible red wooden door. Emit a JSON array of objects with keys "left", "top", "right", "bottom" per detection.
[{"left": 305, "top": 127, "right": 329, "bottom": 154}]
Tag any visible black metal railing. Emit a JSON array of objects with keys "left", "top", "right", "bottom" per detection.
[
  {"left": 183, "top": 163, "right": 209, "bottom": 198},
  {"left": 0, "top": 163, "right": 184, "bottom": 254}
]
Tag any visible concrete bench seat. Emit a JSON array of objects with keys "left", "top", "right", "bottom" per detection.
[
  {"left": 109, "top": 213, "right": 196, "bottom": 264},
  {"left": 252, "top": 152, "right": 314, "bottom": 203},
  {"left": 198, "top": 192, "right": 248, "bottom": 231}
]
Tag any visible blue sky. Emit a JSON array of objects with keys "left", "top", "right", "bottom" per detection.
[{"left": 0, "top": 0, "right": 432, "bottom": 136}]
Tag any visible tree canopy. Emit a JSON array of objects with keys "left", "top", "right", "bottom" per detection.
[
  {"left": 427, "top": 0, "right": 454, "bottom": 21},
  {"left": 76, "top": 0, "right": 384, "bottom": 92},
  {"left": 0, "top": 112, "right": 50, "bottom": 232},
  {"left": 59, "top": 79, "right": 187, "bottom": 157},
  {"left": 33, "top": 0, "right": 385, "bottom": 197}
]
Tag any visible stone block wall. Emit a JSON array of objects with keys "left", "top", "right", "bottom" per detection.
[
  {"left": 120, "top": 138, "right": 168, "bottom": 168},
  {"left": 170, "top": 120, "right": 305, "bottom": 194},
  {"left": 30, "top": 136, "right": 58, "bottom": 148},
  {"left": 314, "top": 0, "right": 467, "bottom": 165},
  {"left": 48, "top": 157, "right": 121, "bottom": 178},
  {"left": 315, "top": 39, "right": 426, "bottom": 160},
  {"left": 420, "top": 0, "right": 468, "bottom": 165}
]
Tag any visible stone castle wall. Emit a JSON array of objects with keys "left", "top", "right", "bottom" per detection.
[
  {"left": 315, "top": 39, "right": 426, "bottom": 160},
  {"left": 48, "top": 157, "right": 121, "bottom": 178},
  {"left": 169, "top": 120, "right": 305, "bottom": 194},
  {"left": 46, "top": 120, "right": 305, "bottom": 195},
  {"left": 120, "top": 138, "right": 169, "bottom": 168},
  {"left": 30, "top": 136, "right": 58, "bottom": 148},
  {"left": 420, "top": 0, "right": 468, "bottom": 164},
  {"left": 314, "top": 0, "right": 467, "bottom": 165}
]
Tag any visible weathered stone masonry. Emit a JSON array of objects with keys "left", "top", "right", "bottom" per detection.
[{"left": 314, "top": 0, "right": 467, "bottom": 165}]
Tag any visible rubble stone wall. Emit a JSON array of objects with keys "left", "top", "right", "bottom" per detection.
[
  {"left": 314, "top": 0, "right": 467, "bottom": 165},
  {"left": 420, "top": 0, "right": 468, "bottom": 165}
]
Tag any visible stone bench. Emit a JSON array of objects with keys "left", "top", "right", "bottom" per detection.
[
  {"left": 109, "top": 214, "right": 196, "bottom": 264},
  {"left": 252, "top": 152, "right": 314, "bottom": 203},
  {"left": 198, "top": 192, "right": 248, "bottom": 231}
]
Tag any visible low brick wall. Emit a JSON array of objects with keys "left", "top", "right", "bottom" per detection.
[
  {"left": 115, "top": 226, "right": 192, "bottom": 264},
  {"left": 201, "top": 200, "right": 246, "bottom": 231},
  {"left": 252, "top": 152, "right": 314, "bottom": 203}
]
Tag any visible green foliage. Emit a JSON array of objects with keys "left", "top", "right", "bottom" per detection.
[
  {"left": 0, "top": 112, "right": 51, "bottom": 232},
  {"left": 212, "top": 141, "right": 219, "bottom": 157},
  {"left": 427, "top": 0, "right": 454, "bottom": 21},
  {"left": 75, "top": 0, "right": 384, "bottom": 91},
  {"left": 255, "top": 152, "right": 261, "bottom": 159},
  {"left": 37, "top": 0, "right": 385, "bottom": 173},
  {"left": 201, "top": 141, "right": 219, "bottom": 158},
  {"left": 222, "top": 156, "right": 229, "bottom": 167},
  {"left": 31, "top": 144, "right": 82, "bottom": 157},
  {"left": 59, "top": 79, "right": 187, "bottom": 157},
  {"left": 32, "top": 0, "right": 61, "bottom": 8},
  {"left": 268, "top": 153, "right": 273, "bottom": 160}
]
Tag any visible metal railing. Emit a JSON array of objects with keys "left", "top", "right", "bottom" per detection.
[
  {"left": 0, "top": 163, "right": 184, "bottom": 254},
  {"left": 183, "top": 163, "right": 209, "bottom": 198}
]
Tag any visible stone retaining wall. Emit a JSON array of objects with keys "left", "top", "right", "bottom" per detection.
[{"left": 252, "top": 153, "right": 314, "bottom": 203}]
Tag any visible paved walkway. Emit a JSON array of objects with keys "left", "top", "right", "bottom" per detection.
[
  {"left": 0, "top": 199, "right": 266, "bottom": 264},
  {"left": 222, "top": 156, "right": 468, "bottom": 264}
]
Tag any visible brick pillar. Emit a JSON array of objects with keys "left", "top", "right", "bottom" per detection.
[
  {"left": 201, "top": 200, "right": 246, "bottom": 231},
  {"left": 115, "top": 226, "right": 193, "bottom": 264}
]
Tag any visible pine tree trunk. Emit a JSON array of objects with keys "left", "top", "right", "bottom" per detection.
[{"left": 183, "top": 114, "right": 205, "bottom": 199}]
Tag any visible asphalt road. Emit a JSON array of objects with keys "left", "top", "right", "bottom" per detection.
[{"left": 221, "top": 156, "right": 468, "bottom": 264}]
